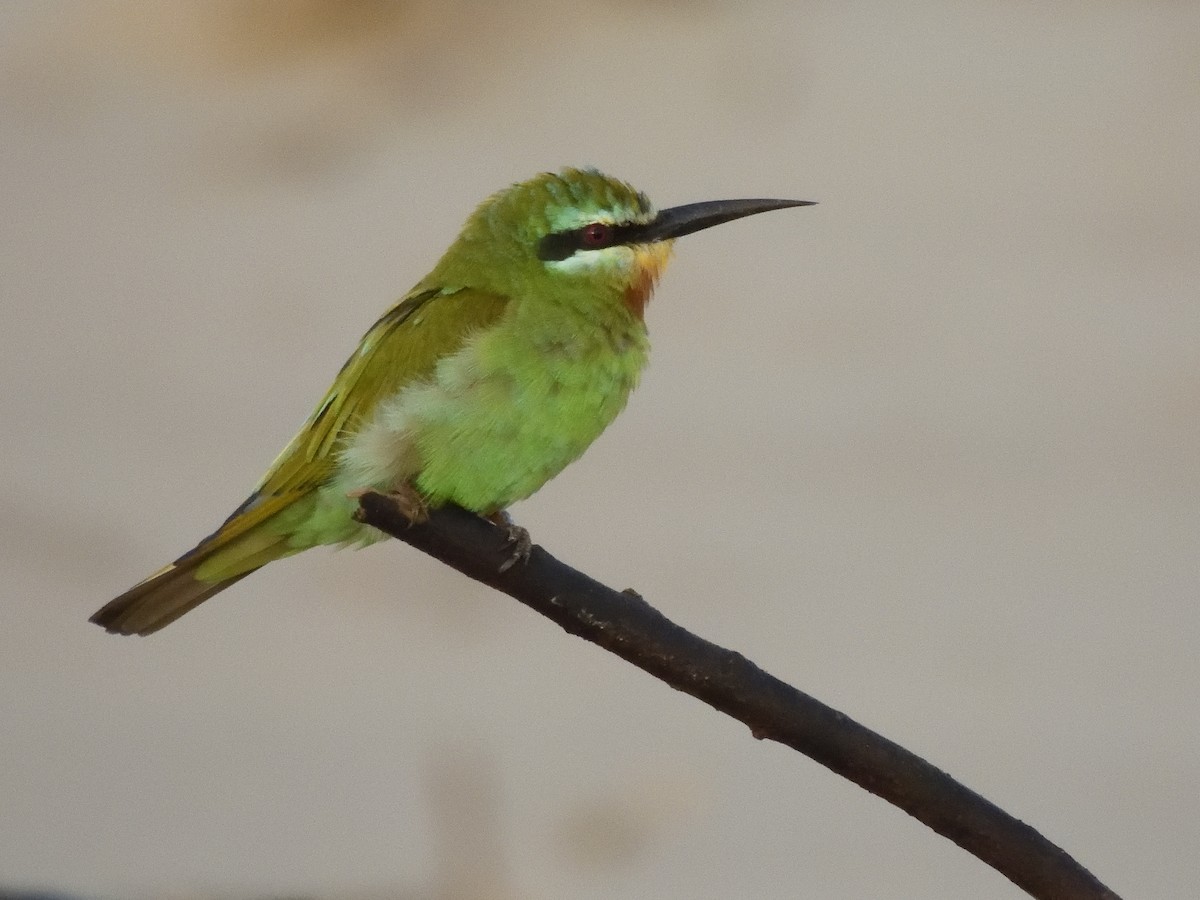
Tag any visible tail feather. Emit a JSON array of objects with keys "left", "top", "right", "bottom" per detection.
[
  {"left": 90, "top": 562, "right": 258, "bottom": 636},
  {"left": 90, "top": 495, "right": 311, "bottom": 636}
]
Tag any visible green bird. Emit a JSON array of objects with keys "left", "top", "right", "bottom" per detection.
[{"left": 90, "top": 168, "right": 812, "bottom": 636}]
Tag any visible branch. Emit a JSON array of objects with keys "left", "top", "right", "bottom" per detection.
[{"left": 354, "top": 493, "right": 1121, "bottom": 900}]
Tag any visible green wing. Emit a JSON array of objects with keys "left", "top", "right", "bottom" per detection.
[
  {"left": 89, "top": 284, "right": 510, "bottom": 635},
  {"left": 206, "top": 284, "right": 510, "bottom": 547}
]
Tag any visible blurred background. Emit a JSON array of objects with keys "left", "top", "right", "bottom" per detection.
[{"left": 2, "top": 2, "right": 1198, "bottom": 898}]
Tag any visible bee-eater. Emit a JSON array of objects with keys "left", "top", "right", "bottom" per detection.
[{"left": 90, "top": 168, "right": 812, "bottom": 635}]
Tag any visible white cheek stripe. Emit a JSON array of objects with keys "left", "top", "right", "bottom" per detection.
[{"left": 546, "top": 244, "right": 635, "bottom": 274}]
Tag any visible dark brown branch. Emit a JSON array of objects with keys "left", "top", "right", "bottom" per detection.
[{"left": 354, "top": 493, "right": 1121, "bottom": 900}]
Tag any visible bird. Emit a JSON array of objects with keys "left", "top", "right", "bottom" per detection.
[{"left": 90, "top": 167, "right": 813, "bottom": 636}]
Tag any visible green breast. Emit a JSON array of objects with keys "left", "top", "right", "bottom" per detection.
[{"left": 411, "top": 306, "right": 650, "bottom": 513}]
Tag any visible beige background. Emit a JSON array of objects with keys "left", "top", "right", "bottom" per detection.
[{"left": 2, "top": 2, "right": 1198, "bottom": 898}]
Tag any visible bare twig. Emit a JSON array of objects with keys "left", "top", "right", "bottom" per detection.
[{"left": 354, "top": 493, "right": 1121, "bottom": 900}]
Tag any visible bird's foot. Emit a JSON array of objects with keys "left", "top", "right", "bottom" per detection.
[
  {"left": 487, "top": 510, "right": 532, "bottom": 573},
  {"left": 348, "top": 482, "right": 429, "bottom": 525}
]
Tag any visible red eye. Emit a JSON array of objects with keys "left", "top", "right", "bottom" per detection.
[{"left": 580, "top": 222, "right": 613, "bottom": 248}]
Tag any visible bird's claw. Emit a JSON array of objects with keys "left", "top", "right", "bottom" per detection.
[
  {"left": 348, "top": 483, "right": 429, "bottom": 525},
  {"left": 488, "top": 510, "right": 532, "bottom": 573}
]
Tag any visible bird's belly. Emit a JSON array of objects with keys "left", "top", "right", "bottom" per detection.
[{"left": 338, "top": 328, "right": 648, "bottom": 513}]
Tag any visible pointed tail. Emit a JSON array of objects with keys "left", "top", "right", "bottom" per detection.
[
  {"left": 90, "top": 493, "right": 313, "bottom": 636},
  {"left": 89, "top": 562, "right": 258, "bottom": 636}
]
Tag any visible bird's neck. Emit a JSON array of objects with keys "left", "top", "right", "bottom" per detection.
[{"left": 510, "top": 287, "right": 649, "bottom": 364}]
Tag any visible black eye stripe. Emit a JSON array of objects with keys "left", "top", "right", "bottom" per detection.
[
  {"left": 537, "top": 222, "right": 645, "bottom": 261},
  {"left": 537, "top": 230, "right": 581, "bottom": 261}
]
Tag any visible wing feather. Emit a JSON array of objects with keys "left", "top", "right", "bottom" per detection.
[{"left": 197, "top": 285, "right": 510, "bottom": 549}]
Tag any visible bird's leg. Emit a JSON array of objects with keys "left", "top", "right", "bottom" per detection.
[
  {"left": 487, "top": 509, "right": 532, "bottom": 573},
  {"left": 348, "top": 482, "right": 429, "bottom": 525}
]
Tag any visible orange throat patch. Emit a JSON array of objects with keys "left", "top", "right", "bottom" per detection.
[{"left": 624, "top": 243, "right": 674, "bottom": 319}]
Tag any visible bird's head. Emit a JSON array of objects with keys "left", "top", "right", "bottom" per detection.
[{"left": 429, "top": 168, "right": 813, "bottom": 319}]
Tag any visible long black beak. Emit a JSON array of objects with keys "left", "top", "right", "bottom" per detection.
[{"left": 639, "top": 198, "right": 816, "bottom": 243}]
